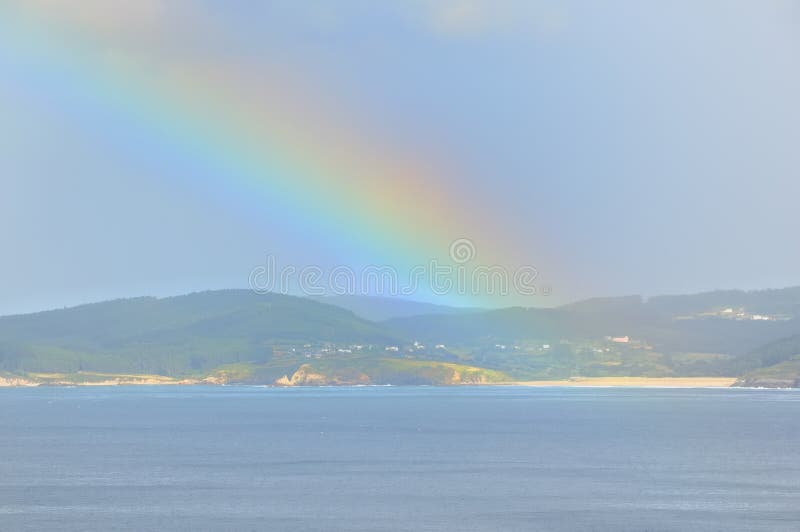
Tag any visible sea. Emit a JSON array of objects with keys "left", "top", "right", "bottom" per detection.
[{"left": 0, "top": 386, "right": 798, "bottom": 531}]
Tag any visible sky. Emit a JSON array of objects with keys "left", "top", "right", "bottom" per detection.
[{"left": 1, "top": 0, "right": 799, "bottom": 315}]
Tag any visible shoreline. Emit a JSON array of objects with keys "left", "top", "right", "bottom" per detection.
[
  {"left": 1, "top": 375, "right": 739, "bottom": 388},
  {"left": 501, "top": 377, "right": 738, "bottom": 388}
]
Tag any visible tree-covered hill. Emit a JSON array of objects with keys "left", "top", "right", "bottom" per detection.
[
  {"left": 0, "top": 290, "right": 400, "bottom": 375},
  {"left": 3, "top": 287, "right": 800, "bottom": 386},
  {"left": 384, "top": 288, "right": 800, "bottom": 356}
]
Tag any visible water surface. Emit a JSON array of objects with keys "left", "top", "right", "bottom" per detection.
[{"left": 1, "top": 386, "right": 798, "bottom": 531}]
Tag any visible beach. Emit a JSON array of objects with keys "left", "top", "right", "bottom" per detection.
[{"left": 509, "top": 377, "right": 737, "bottom": 388}]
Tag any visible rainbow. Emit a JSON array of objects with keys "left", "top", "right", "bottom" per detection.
[{"left": 0, "top": 5, "right": 553, "bottom": 305}]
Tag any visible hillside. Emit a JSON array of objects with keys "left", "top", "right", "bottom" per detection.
[
  {"left": 384, "top": 289, "right": 800, "bottom": 356},
  {"left": 0, "top": 290, "right": 400, "bottom": 376},
  {"left": 733, "top": 335, "right": 800, "bottom": 387},
  {"left": 3, "top": 288, "right": 800, "bottom": 386}
]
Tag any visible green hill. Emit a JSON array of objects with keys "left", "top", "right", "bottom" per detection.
[
  {"left": 384, "top": 288, "right": 800, "bottom": 356},
  {"left": 3, "top": 288, "right": 800, "bottom": 386},
  {"left": 0, "top": 290, "right": 400, "bottom": 376}
]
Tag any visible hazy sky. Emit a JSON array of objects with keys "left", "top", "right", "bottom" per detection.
[{"left": 1, "top": 0, "right": 799, "bottom": 314}]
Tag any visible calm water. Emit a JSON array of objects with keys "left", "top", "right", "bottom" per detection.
[{"left": 0, "top": 386, "right": 798, "bottom": 531}]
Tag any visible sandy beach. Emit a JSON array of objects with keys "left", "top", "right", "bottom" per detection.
[{"left": 507, "top": 377, "right": 737, "bottom": 388}]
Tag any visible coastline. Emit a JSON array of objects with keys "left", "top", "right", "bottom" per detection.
[
  {"left": 1, "top": 374, "right": 738, "bottom": 388},
  {"left": 0, "top": 373, "right": 196, "bottom": 387},
  {"left": 503, "top": 377, "right": 737, "bottom": 388}
]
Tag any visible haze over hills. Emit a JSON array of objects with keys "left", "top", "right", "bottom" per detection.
[
  {"left": 1, "top": 288, "right": 800, "bottom": 387},
  {"left": 0, "top": 291, "right": 399, "bottom": 376},
  {"left": 310, "top": 295, "right": 481, "bottom": 322},
  {"left": 385, "top": 290, "right": 800, "bottom": 355}
]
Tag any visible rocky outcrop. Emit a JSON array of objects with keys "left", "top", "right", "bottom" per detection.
[{"left": 275, "top": 364, "right": 370, "bottom": 386}]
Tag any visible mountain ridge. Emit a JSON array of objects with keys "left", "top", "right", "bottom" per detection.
[{"left": 2, "top": 287, "right": 800, "bottom": 387}]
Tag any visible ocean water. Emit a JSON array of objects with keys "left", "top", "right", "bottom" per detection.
[{"left": 0, "top": 386, "right": 798, "bottom": 531}]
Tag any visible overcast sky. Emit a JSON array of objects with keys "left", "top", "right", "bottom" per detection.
[{"left": 1, "top": 1, "right": 799, "bottom": 314}]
